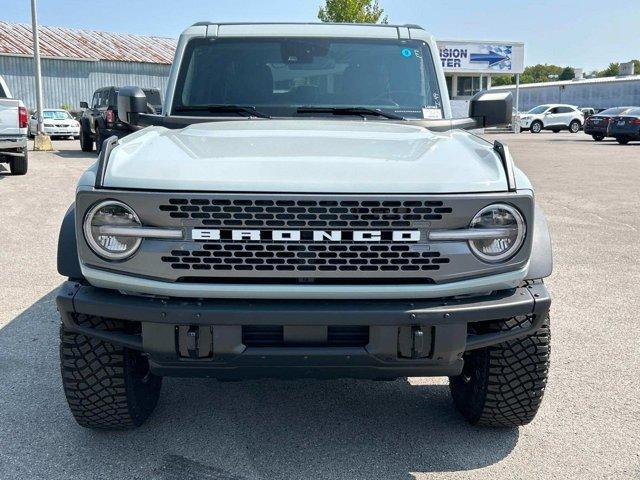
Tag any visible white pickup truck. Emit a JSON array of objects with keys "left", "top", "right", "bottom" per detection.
[{"left": 0, "top": 75, "right": 28, "bottom": 175}]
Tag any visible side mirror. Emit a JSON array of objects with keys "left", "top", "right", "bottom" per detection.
[
  {"left": 79, "top": 101, "right": 88, "bottom": 109},
  {"left": 469, "top": 91, "right": 513, "bottom": 127},
  {"left": 117, "top": 86, "right": 147, "bottom": 125}
]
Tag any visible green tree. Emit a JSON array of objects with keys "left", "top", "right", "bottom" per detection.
[
  {"left": 597, "top": 62, "right": 620, "bottom": 77},
  {"left": 318, "top": 0, "right": 388, "bottom": 23},
  {"left": 491, "top": 74, "right": 514, "bottom": 86},
  {"left": 519, "top": 64, "right": 564, "bottom": 83},
  {"left": 558, "top": 67, "right": 575, "bottom": 80}
]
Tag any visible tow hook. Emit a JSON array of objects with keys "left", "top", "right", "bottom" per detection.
[
  {"left": 177, "top": 325, "right": 213, "bottom": 359},
  {"left": 398, "top": 326, "right": 432, "bottom": 359}
]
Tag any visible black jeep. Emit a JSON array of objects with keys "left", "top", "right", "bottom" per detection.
[{"left": 78, "top": 86, "right": 162, "bottom": 153}]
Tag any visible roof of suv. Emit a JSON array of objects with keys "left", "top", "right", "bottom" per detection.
[
  {"left": 184, "top": 22, "right": 432, "bottom": 40},
  {"left": 191, "top": 21, "right": 424, "bottom": 29}
]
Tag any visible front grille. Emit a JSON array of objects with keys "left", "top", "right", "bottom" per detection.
[
  {"left": 161, "top": 243, "right": 450, "bottom": 273},
  {"left": 79, "top": 190, "right": 535, "bottom": 284},
  {"left": 159, "top": 198, "right": 453, "bottom": 228},
  {"left": 242, "top": 325, "right": 369, "bottom": 348}
]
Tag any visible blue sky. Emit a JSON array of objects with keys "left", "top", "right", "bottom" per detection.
[{"left": 4, "top": 0, "right": 639, "bottom": 71}]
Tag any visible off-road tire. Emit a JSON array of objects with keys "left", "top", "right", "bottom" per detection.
[
  {"left": 9, "top": 147, "right": 28, "bottom": 175},
  {"left": 569, "top": 120, "right": 581, "bottom": 133},
  {"left": 530, "top": 121, "right": 542, "bottom": 134},
  {"left": 80, "top": 126, "right": 93, "bottom": 152},
  {"left": 592, "top": 134, "right": 604, "bottom": 141},
  {"left": 60, "top": 315, "right": 162, "bottom": 429},
  {"left": 449, "top": 314, "right": 550, "bottom": 427}
]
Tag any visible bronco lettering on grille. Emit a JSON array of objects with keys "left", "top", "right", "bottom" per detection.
[{"left": 192, "top": 229, "right": 421, "bottom": 243}]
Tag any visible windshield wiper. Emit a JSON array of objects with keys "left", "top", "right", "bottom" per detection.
[
  {"left": 174, "top": 105, "right": 271, "bottom": 118},
  {"left": 297, "top": 106, "right": 405, "bottom": 120}
]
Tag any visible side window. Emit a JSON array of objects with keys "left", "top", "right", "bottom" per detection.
[
  {"left": 109, "top": 89, "right": 118, "bottom": 108},
  {"left": 0, "top": 83, "right": 6, "bottom": 98},
  {"left": 547, "top": 107, "right": 558, "bottom": 114},
  {"left": 98, "top": 91, "right": 109, "bottom": 108},
  {"left": 557, "top": 106, "right": 573, "bottom": 113},
  {"left": 91, "top": 92, "right": 100, "bottom": 108}
]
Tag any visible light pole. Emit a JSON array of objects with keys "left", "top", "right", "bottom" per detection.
[{"left": 30, "top": 0, "right": 52, "bottom": 150}]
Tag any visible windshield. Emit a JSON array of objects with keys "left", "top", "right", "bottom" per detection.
[
  {"left": 528, "top": 106, "right": 549, "bottom": 114},
  {"left": 42, "top": 110, "right": 72, "bottom": 120},
  {"left": 173, "top": 37, "right": 443, "bottom": 119}
]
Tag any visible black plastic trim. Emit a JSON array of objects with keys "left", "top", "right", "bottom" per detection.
[
  {"left": 56, "top": 281, "right": 550, "bottom": 350},
  {"left": 493, "top": 141, "right": 517, "bottom": 192},
  {"left": 57, "top": 204, "right": 83, "bottom": 280},
  {"left": 94, "top": 135, "right": 118, "bottom": 188}
]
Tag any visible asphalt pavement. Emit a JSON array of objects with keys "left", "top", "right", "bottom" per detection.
[{"left": 0, "top": 132, "right": 638, "bottom": 479}]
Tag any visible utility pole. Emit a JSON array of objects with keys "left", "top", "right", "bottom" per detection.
[{"left": 30, "top": 0, "right": 52, "bottom": 150}]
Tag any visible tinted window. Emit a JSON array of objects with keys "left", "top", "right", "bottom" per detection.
[
  {"left": 557, "top": 106, "right": 574, "bottom": 113},
  {"left": 528, "top": 106, "right": 549, "bottom": 114},
  {"left": 456, "top": 76, "right": 483, "bottom": 97},
  {"left": 91, "top": 92, "right": 100, "bottom": 108},
  {"left": 0, "top": 83, "right": 6, "bottom": 98},
  {"left": 143, "top": 89, "right": 162, "bottom": 106},
  {"left": 174, "top": 37, "right": 443, "bottom": 119},
  {"left": 598, "top": 107, "right": 625, "bottom": 115}
]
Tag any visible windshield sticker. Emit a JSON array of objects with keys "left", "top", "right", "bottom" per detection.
[
  {"left": 401, "top": 48, "right": 412, "bottom": 58},
  {"left": 432, "top": 92, "right": 441, "bottom": 108},
  {"left": 422, "top": 107, "right": 443, "bottom": 120}
]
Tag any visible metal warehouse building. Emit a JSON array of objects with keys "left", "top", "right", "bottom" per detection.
[
  {"left": 491, "top": 75, "right": 640, "bottom": 111},
  {"left": 0, "top": 21, "right": 176, "bottom": 110}
]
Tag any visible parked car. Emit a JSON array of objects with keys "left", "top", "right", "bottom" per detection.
[
  {"left": 57, "top": 22, "right": 552, "bottom": 430},
  {"left": 27, "top": 109, "right": 80, "bottom": 139},
  {"left": 518, "top": 104, "right": 584, "bottom": 133},
  {"left": 608, "top": 107, "right": 640, "bottom": 144},
  {"left": 579, "top": 107, "right": 596, "bottom": 119},
  {"left": 583, "top": 106, "right": 636, "bottom": 141},
  {"left": 78, "top": 86, "right": 162, "bottom": 153},
  {"left": 0, "top": 75, "right": 28, "bottom": 175}
]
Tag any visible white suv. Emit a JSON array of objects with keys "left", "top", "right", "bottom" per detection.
[{"left": 518, "top": 104, "right": 584, "bottom": 133}]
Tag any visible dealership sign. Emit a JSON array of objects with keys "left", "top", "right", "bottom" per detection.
[{"left": 436, "top": 41, "right": 525, "bottom": 74}]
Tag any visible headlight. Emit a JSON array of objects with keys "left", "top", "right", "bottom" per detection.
[
  {"left": 468, "top": 204, "right": 525, "bottom": 263},
  {"left": 83, "top": 200, "right": 142, "bottom": 260}
]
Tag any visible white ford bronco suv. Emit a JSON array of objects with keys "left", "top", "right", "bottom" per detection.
[{"left": 57, "top": 22, "right": 552, "bottom": 430}]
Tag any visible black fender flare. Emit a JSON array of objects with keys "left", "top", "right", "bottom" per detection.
[
  {"left": 57, "top": 203, "right": 83, "bottom": 280},
  {"left": 527, "top": 205, "right": 553, "bottom": 280}
]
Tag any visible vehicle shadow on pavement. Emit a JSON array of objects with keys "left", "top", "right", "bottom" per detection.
[
  {"left": 52, "top": 148, "right": 97, "bottom": 159},
  {"left": 0, "top": 289, "right": 519, "bottom": 480}
]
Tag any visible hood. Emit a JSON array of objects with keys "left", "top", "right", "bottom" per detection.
[{"left": 103, "top": 120, "right": 507, "bottom": 193}]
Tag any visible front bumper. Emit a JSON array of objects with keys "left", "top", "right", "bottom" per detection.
[
  {"left": 56, "top": 281, "right": 550, "bottom": 379},
  {"left": 43, "top": 126, "right": 79, "bottom": 136}
]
